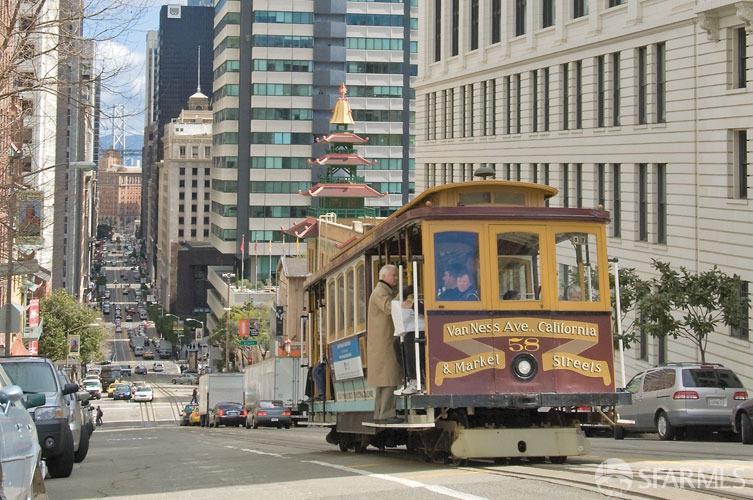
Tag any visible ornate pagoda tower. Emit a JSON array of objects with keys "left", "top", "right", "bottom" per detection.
[{"left": 303, "top": 83, "right": 383, "bottom": 218}]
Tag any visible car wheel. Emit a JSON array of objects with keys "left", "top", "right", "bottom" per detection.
[
  {"left": 741, "top": 413, "right": 753, "bottom": 445},
  {"left": 48, "top": 428, "right": 75, "bottom": 478},
  {"left": 252, "top": 418, "right": 258, "bottom": 430},
  {"left": 284, "top": 424, "right": 291, "bottom": 429},
  {"left": 656, "top": 411, "right": 675, "bottom": 441},
  {"left": 245, "top": 421, "right": 251, "bottom": 429},
  {"left": 74, "top": 425, "right": 91, "bottom": 463}
]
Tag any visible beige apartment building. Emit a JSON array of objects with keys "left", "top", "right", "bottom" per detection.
[
  {"left": 416, "top": 0, "right": 753, "bottom": 386},
  {"left": 98, "top": 150, "right": 142, "bottom": 229},
  {"left": 156, "top": 92, "right": 213, "bottom": 309}
]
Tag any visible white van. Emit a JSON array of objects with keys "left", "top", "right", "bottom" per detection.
[{"left": 134, "top": 346, "right": 144, "bottom": 357}]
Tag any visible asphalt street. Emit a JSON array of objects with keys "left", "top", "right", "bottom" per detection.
[{"left": 45, "top": 408, "right": 753, "bottom": 500}]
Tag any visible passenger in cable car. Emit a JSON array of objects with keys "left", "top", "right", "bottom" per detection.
[
  {"left": 437, "top": 264, "right": 463, "bottom": 300},
  {"left": 456, "top": 271, "right": 480, "bottom": 301}
]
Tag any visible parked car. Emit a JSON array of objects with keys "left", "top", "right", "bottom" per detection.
[
  {"left": 172, "top": 374, "right": 198, "bottom": 385},
  {"left": 208, "top": 402, "right": 246, "bottom": 428},
  {"left": 732, "top": 398, "right": 753, "bottom": 444},
  {"left": 0, "top": 365, "right": 45, "bottom": 500},
  {"left": 134, "top": 365, "right": 147, "bottom": 375},
  {"left": 189, "top": 408, "right": 201, "bottom": 426},
  {"left": 133, "top": 386, "right": 153, "bottom": 402},
  {"left": 113, "top": 384, "right": 132, "bottom": 401},
  {"left": 0, "top": 357, "right": 79, "bottom": 478},
  {"left": 179, "top": 404, "right": 198, "bottom": 426},
  {"left": 57, "top": 370, "right": 92, "bottom": 464},
  {"left": 245, "top": 400, "right": 291, "bottom": 429},
  {"left": 153, "top": 362, "right": 164, "bottom": 372},
  {"left": 82, "top": 379, "right": 102, "bottom": 399},
  {"left": 143, "top": 351, "right": 155, "bottom": 360},
  {"left": 615, "top": 363, "right": 748, "bottom": 440},
  {"left": 119, "top": 365, "right": 132, "bottom": 377}
]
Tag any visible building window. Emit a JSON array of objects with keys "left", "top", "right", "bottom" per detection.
[
  {"left": 179, "top": 167, "right": 185, "bottom": 175},
  {"left": 481, "top": 81, "right": 488, "bottom": 136},
  {"left": 639, "top": 317, "right": 648, "bottom": 361},
  {"left": 468, "top": 84, "right": 475, "bottom": 136},
  {"left": 433, "top": 92, "right": 438, "bottom": 140},
  {"left": 735, "top": 130, "right": 748, "bottom": 199},
  {"left": 515, "top": 0, "right": 526, "bottom": 37},
  {"left": 178, "top": 229, "right": 184, "bottom": 238},
  {"left": 531, "top": 70, "right": 538, "bottom": 132},
  {"left": 732, "top": 280, "right": 750, "bottom": 340},
  {"left": 179, "top": 146, "right": 186, "bottom": 158},
  {"left": 531, "top": 163, "right": 538, "bottom": 183},
  {"left": 637, "top": 46, "right": 647, "bottom": 125},
  {"left": 470, "top": 0, "right": 479, "bottom": 51},
  {"left": 596, "top": 163, "right": 605, "bottom": 208},
  {"left": 490, "top": 79, "right": 496, "bottom": 135},
  {"left": 736, "top": 27, "right": 747, "bottom": 89},
  {"left": 543, "top": 67, "right": 550, "bottom": 131},
  {"left": 425, "top": 94, "right": 431, "bottom": 140},
  {"left": 505, "top": 76, "right": 512, "bottom": 134},
  {"left": 434, "top": 0, "right": 441, "bottom": 62},
  {"left": 543, "top": 163, "right": 550, "bottom": 206},
  {"left": 451, "top": 0, "right": 459, "bottom": 56},
  {"left": 573, "top": 0, "right": 588, "bottom": 18},
  {"left": 542, "top": 0, "right": 555, "bottom": 28},
  {"left": 178, "top": 216, "right": 184, "bottom": 225},
  {"left": 562, "top": 163, "right": 569, "bottom": 207},
  {"left": 575, "top": 163, "right": 583, "bottom": 207},
  {"left": 608, "top": 0, "right": 625, "bottom": 7},
  {"left": 638, "top": 163, "right": 648, "bottom": 241},
  {"left": 561, "top": 63, "right": 569, "bottom": 130},
  {"left": 656, "top": 42, "right": 666, "bottom": 123},
  {"left": 612, "top": 52, "right": 620, "bottom": 126},
  {"left": 205, "top": 146, "right": 211, "bottom": 157},
  {"left": 179, "top": 204, "right": 184, "bottom": 213},
  {"left": 515, "top": 73, "right": 521, "bottom": 133},
  {"left": 575, "top": 60, "right": 583, "bottom": 129},
  {"left": 514, "top": 163, "right": 521, "bottom": 181},
  {"left": 612, "top": 163, "right": 621, "bottom": 237},
  {"left": 491, "top": 0, "right": 502, "bottom": 44},
  {"left": 657, "top": 163, "right": 667, "bottom": 244},
  {"left": 460, "top": 85, "right": 466, "bottom": 137},
  {"left": 448, "top": 88, "right": 455, "bottom": 138},
  {"left": 504, "top": 163, "right": 511, "bottom": 180},
  {"left": 596, "top": 55, "right": 605, "bottom": 127},
  {"left": 179, "top": 192, "right": 185, "bottom": 200}
]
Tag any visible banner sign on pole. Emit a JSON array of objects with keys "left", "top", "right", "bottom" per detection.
[
  {"left": 238, "top": 318, "right": 249, "bottom": 338},
  {"left": 28, "top": 339, "right": 38, "bottom": 356},
  {"left": 28, "top": 299, "right": 39, "bottom": 327},
  {"left": 68, "top": 335, "right": 80, "bottom": 357},
  {"left": 16, "top": 191, "right": 43, "bottom": 245}
]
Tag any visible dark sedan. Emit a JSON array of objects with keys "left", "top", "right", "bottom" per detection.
[
  {"left": 134, "top": 365, "right": 147, "bottom": 375},
  {"left": 208, "top": 402, "right": 246, "bottom": 428},
  {"left": 732, "top": 398, "right": 753, "bottom": 444},
  {"left": 245, "top": 400, "right": 291, "bottom": 429},
  {"left": 113, "top": 384, "right": 132, "bottom": 400}
]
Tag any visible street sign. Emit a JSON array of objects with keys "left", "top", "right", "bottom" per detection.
[
  {"left": 239, "top": 339, "right": 257, "bottom": 346},
  {"left": 238, "top": 318, "right": 249, "bottom": 338}
]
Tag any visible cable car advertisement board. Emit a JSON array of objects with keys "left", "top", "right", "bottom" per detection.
[{"left": 426, "top": 312, "right": 614, "bottom": 396}]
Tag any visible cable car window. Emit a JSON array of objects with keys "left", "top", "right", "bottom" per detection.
[
  {"left": 346, "top": 269, "right": 354, "bottom": 333},
  {"left": 327, "top": 281, "right": 336, "bottom": 340},
  {"left": 493, "top": 191, "right": 525, "bottom": 205},
  {"left": 434, "top": 231, "right": 481, "bottom": 301},
  {"left": 356, "top": 263, "right": 366, "bottom": 327},
  {"left": 497, "top": 232, "right": 541, "bottom": 301},
  {"left": 458, "top": 192, "right": 491, "bottom": 205},
  {"left": 336, "top": 275, "right": 345, "bottom": 337},
  {"left": 555, "top": 232, "right": 600, "bottom": 302}
]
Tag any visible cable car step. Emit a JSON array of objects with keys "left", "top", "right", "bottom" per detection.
[{"left": 362, "top": 421, "right": 435, "bottom": 429}]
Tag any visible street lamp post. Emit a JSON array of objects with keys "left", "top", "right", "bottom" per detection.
[{"left": 221, "top": 272, "right": 235, "bottom": 371}]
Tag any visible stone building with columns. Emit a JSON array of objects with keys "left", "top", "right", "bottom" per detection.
[{"left": 415, "top": 0, "right": 753, "bottom": 386}]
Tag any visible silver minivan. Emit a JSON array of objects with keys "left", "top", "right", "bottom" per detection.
[{"left": 615, "top": 363, "right": 748, "bottom": 440}]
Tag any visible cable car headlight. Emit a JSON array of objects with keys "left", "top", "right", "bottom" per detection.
[{"left": 511, "top": 354, "right": 538, "bottom": 381}]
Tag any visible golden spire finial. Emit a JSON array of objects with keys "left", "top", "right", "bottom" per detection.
[{"left": 330, "top": 82, "right": 355, "bottom": 126}]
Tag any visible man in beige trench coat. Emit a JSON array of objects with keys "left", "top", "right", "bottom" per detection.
[{"left": 367, "top": 264, "right": 404, "bottom": 423}]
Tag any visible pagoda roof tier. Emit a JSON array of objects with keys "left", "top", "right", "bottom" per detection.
[
  {"left": 308, "top": 153, "right": 376, "bottom": 167},
  {"left": 301, "top": 183, "right": 384, "bottom": 198},
  {"left": 317, "top": 131, "right": 369, "bottom": 144},
  {"left": 282, "top": 217, "right": 319, "bottom": 239}
]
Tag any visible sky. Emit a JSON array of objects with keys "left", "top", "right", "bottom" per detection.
[{"left": 95, "top": 0, "right": 183, "bottom": 143}]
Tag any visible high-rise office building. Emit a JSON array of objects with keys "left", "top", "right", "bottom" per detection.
[
  {"left": 210, "top": 0, "right": 417, "bottom": 283},
  {"left": 143, "top": 5, "right": 214, "bottom": 280}
]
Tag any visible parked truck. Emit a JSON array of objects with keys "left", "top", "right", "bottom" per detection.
[
  {"left": 157, "top": 340, "right": 172, "bottom": 359},
  {"left": 130, "top": 335, "right": 146, "bottom": 352},
  {"left": 197, "top": 373, "right": 244, "bottom": 427},
  {"left": 243, "top": 357, "right": 307, "bottom": 425}
]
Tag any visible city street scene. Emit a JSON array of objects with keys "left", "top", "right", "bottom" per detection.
[{"left": 2, "top": 0, "right": 753, "bottom": 498}]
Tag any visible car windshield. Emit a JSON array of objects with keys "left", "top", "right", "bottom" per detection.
[
  {"left": 259, "top": 401, "right": 283, "bottom": 409},
  {"left": 682, "top": 369, "right": 743, "bottom": 389},
  {"left": 184, "top": 404, "right": 197, "bottom": 412},
  {"left": 2, "top": 362, "right": 58, "bottom": 393},
  {"left": 220, "top": 403, "right": 242, "bottom": 410},
  {"left": 139, "top": 386, "right": 152, "bottom": 392},
  {"left": 116, "top": 384, "right": 130, "bottom": 391},
  {"left": 84, "top": 381, "right": 99, "bottom": 387}
]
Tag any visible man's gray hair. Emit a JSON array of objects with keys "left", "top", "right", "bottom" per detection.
[{"left": 378, "top": 264, "right": 397, "bottom": 280}]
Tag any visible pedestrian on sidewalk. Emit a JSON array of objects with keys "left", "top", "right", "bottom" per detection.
[
  {"left": 96, "top": 406, "right": 104, "bottom": 426},
  {"left": 191, "top": 388, "right": 198, "bottom": 404}
]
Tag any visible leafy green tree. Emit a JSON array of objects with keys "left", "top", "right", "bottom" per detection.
[
  {"left": 640, "top": 260, "right": 748, "bottom": 363},
  {"left": 210, "top": 301, "right": 272, "bottom": 370},
  {"left": 609, "top": 267, "right": 651, "bottom": 349},
  {"left": 40, "top": 289, "right": 104, "bottom": 364},
  {"left": 96, "top": 224, "right": 112, "bottom": 240}
]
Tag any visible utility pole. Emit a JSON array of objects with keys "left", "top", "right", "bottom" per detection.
[{"left": 222, "top": 272, "right": 235, "bottom": 371}]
